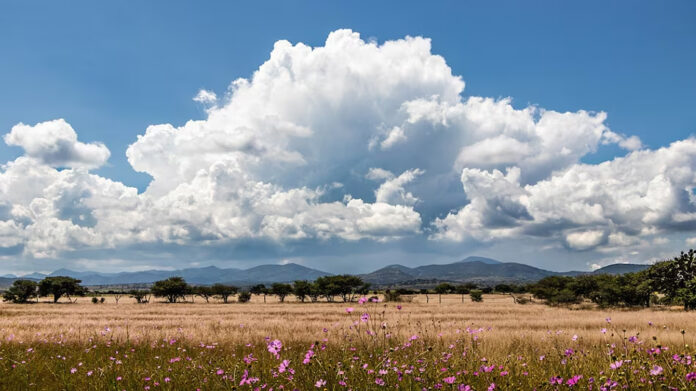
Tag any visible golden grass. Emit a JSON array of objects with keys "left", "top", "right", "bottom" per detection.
[{"left": 1, "top": 294, "right": 694, "bottom": 348}]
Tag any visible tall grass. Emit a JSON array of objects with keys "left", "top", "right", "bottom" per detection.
[{"left": 0, "top": 295, "right": 694, "bottom": 389}]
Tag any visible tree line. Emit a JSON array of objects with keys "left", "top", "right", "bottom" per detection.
[
  {"left": 528, "top": 249, "right": 696, "bottom": 310},
  {"left": 2, "top": 275, "right": 374, "bottom": 304}
]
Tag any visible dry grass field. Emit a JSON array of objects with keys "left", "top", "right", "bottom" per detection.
[{"left": 1, "top": 294, "right": 695, "bottom": 389}]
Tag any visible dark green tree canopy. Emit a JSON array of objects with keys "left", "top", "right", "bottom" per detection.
[
  {"left": 271, "top": 283, "right": 293, "bottom": 302},
  {"left": 151, "top": 277, "right": 191, "bottom": 303},
  {"left": 38, "top": 276, "right": 86, "bottom": 303},
  {"left": 3, "top": 279, "right": 38, "bottom": 304},
  {"left": 211, "top": 283, "right": 238, "bottom": 303}
]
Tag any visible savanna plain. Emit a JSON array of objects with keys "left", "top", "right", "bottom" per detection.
[{"left": 1, "top": 295, "right": 695, "bottom": 390}]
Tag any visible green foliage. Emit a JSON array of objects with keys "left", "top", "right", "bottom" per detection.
[
  {"left": 129, "top": 289, "right": 150, "bottom": 303},
  {"left": 2, "top": 279, "right": 38, "bottom": 303},
  {"left": 211, "top": 284, "right": 238, "bottom": 303},
  {"left": 91, "top": 297, "right": 99, "bottom": 304},
  {"left": 237, "top": 291, "right": 252, "bottom": 303},
  {"left": 469, "top": 290, "right": 483, "bottom": 302},
  {"left": 38, "top": 276, "right": 86, "bottom": 303},
  {"left": 270, "top": 283, "right": 293, "bottom": 302},
  {"left": 649, "top": 249, "right": 696, "bottom": 310},
  {"left": 151, "top": 277, "right": 191, "bottom": 303},
  {"left": 530, "top": 250, "right": 695, "bottom": 309},
  {"left": 314, "top": 275, "right": 365, "bottom": 302},
  {"left": 292, "top": 280, "right": 312, "bottom": 302},
  {"left": 384, "top": 289, "right": 401, "bottom": 302},
  {"left": 195, "top": 286, "right": 214, "bottom": 303},
  {"left": 434, "top": 283, "right": 454, "bottom": 294}
]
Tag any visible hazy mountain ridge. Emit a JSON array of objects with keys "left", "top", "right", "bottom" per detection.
[{"left": 2, "top": 257, "right": 651, "bottom": 288}]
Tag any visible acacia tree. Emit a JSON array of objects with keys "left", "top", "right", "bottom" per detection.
[
  {"left": 271, "top": 283, "right": 293, "bottom": 302},
  {"left": 151, "top": 277, "right": 191, "bottom": 303},
  {"left": 211, "top": 284, "right": 238, "bottom": 303},
  {"left": 314, "top": 275, "right": 365, "bottom": 302},
  {"left": 308, "top": 282, "right": 321, "bottom": 303},
  {"left": 293, "top": 280, "right": 312, "bottom": 302},
  {"left": 39, "top": 276, "right": 86, "bottom": 303},
  {"left": 250, "top": 284, "right": 268, "bottom": 303},
  {"left": 196, "top": 286, "right": 214, "bottom": 303},
  {"left": 3, "top": 279, "right": 38, "bottom": 303}
]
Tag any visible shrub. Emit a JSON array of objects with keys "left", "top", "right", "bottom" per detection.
[
  {"left": 384, "top": 289, "right": 401, "bottom": 302},
  {"left": 470, "top": 290, "right": 483, "bottom": 302},
  {"left": 91, "top": 297, "right": 99, "bottom": 304},
  {"left": 237, "top": 291, "right": 252, "bottom": 303}
]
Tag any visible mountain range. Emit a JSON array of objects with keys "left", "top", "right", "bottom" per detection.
[{"left": 1, "top": 256, "right": 651, "bottom": 288}]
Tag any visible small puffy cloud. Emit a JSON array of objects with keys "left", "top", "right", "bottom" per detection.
[
  {"left": 367, "top": 168, "right": 424, "bottom": 205},
  {"left": 686, "top": 237, "right": 696, "bottom": 246},
  {"left": 193, "top": 89, "right": 218, "bottom": 104},
  {"left": 565, "top": 230, "right": 606, "bottom": 251},
  {"left": 4, "top": 119, "right": 110, "bottom": 169}
]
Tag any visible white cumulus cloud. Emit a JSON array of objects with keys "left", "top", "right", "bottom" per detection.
[{"left": 4, "top": 119, "right": 110, "bottom": 169}]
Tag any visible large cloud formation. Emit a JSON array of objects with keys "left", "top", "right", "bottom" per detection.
[{"left": 0, "top": 30, "right": 692, "bottom": 264}]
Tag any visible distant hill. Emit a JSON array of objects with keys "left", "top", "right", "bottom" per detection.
[
  {"left": 458, "top": 256, "right": 502, "bottom": 265},
  {"left": 362, "top": 258, "right": 553, "bottom": 286},
  {"left": 5, "top": 257, "right": 653, "bottom": 288},
  {"left": 38, "top": 263, "right": 330, "bottom": 286},
  {"left": 592, "top": 263, "right": 651, "bottom": 275},
  {"left": 362, "top": 257, "right": 652, "bottom": 287}
]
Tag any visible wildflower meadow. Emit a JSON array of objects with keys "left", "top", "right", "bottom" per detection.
[{"left": 1, "top": 295, "right": 695, "bottom": 390}]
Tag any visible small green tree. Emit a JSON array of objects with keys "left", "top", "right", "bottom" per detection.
[
  {"left": 293, "top": 280, "right": 312, "bottom": 302},
  {"left": 129, "top": 289, "right": 150, "bottom": 303},
  {"left": 195, "top": 286, "right": 214, "bottom": 303},
  {"left": 271, "top": 283, "right": 293, "bottom": 302},
  {"left": 470, "top": 290, "right": 483, "bottom": 302},
  {"left": 454, "top": 285, "right": 471, "bottom": 303},
  {"left": 250, "top": 284, "right": 268, "bottom": 303},
  {"left": 384, "top": 289, "right": 401, "bottom": 302},
  {"left": 2, "top": 279, "right": 38, "bottom": 303},
  {"left": 211, "top": 283, "right": 238, "bottom": 303},
  {"left": 434, "top": 283, "right": 454, "bottom": 303},
  {"left": 308, "top": 282, "right": 321, "bottom": 302},
  {"left": 237, "top": 291, "right": 252, "bottom": 303},
  {"left": 38, "top": 276, "right": 86, "bottom": 303},
  {"left": 151, "top": 277, "right": 190, "bottom": 303}
]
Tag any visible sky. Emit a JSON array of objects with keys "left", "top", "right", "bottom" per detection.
[{"left": 0, "top": 1, "right": 695, "bottom": 275}]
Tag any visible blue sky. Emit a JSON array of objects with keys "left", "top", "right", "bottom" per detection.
[{"left": 0, "top": 1, "right": 695, "bottom": 274}]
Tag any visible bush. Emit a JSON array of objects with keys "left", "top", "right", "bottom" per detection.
[
  {"left": 91, "top": 297, "right": 99, "bottom": 304},
  {"left": 2, "top": 279, "right": 38, "bottom": 304},
  {"left": 384, "top": 289, "right": 401, "bottom": 302},
  {"left": 237, "top": 291, "right": 252, "bottom": 303},
  {"left": 470, "top": 290, "right": 483, "bottom": 302}
]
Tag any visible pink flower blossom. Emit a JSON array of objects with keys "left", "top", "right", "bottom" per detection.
[
  {"left": 315, "top": 379, "right": 326, "bottom": 388},
  {"left": 267, "top": 339, "right": 282, "bottom": 358},
  {"left": 360, "top": 313, "right": 369, "bottom": 322},
  {"left": 650, "top": 365, "right": 663, "bottom": 376},
  {"left": 346, "top": 307, "right": 354, "bottom": 313},
  {"left": 443, "top": 376, "right": 456, "bottom": 384},
  {"left": 279, "top": 360, "right": 290, "bottom": 373}
]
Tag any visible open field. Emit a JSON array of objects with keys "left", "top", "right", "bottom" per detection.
[{"left": 1, "top": 295, "right": 695, "bottom": 389}]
